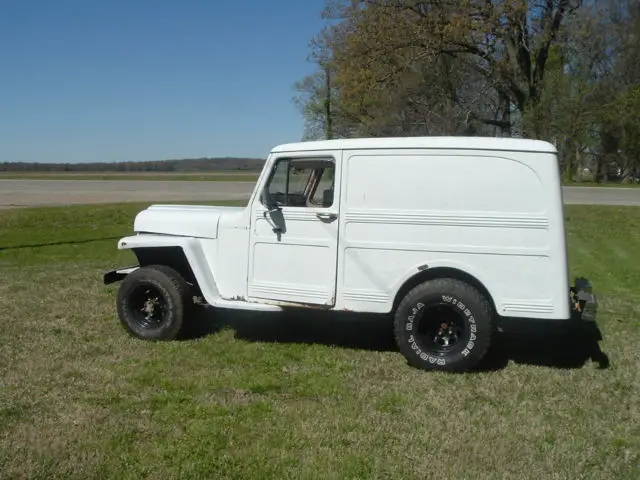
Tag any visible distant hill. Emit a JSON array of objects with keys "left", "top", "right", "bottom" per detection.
[{"left": 0, "top": 157, "right": 265, "bottom": 173}]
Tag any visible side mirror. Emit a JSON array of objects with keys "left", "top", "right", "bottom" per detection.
[{"left": 260, "top": 189, "right": 285, "bottom": 235}]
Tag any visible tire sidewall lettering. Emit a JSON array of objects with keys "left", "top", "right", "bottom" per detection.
[
  {"left": 440, "top": 294, "right": 478, "bottom": 357},
  {"left": 408, "top": 330, "right": 445, "bottom": 365}
]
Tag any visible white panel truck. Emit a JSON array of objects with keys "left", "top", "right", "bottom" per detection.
[{"left": 104, "top": 136, "right": 597, "bottom": 372}]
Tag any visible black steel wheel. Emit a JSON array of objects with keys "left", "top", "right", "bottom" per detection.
[
  {"left": 394, "top": 278, "right": 494, "bottom": 372},
  {"left": 116, "top": 265, "right": 192, "bottom": 340},
  {"left": 128, "top": 283, "right": 170, "bottom": 329},
  {"left": 414, "top": 302, "right": 469, "bottom": 354}
]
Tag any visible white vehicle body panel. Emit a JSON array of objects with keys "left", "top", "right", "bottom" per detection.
[
  {"left": 115, "top": 136, "right": 570, "bottom": 320},
  {"left": 117, "top": 234, "right": 283, "bottom": 312},
  {"left": 247, "top": 149, "right": 342, "bottom": 306},
  {"left": 333, "top": 148, "right": 569, "bottom": 319},
  {"left": 134, "top": 204, "right": 245, "bottom": 239}
]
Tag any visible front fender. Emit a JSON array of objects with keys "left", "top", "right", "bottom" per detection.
[{"left": 112, "top": 235, "right": 221, "bottom": 305}]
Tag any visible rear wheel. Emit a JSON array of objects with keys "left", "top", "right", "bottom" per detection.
[
  {"left": 393, "top": 278, "right": 494, "bottom": 372},
  {"left": 116, "top": 265, "right": 193, "bottom": 340}
]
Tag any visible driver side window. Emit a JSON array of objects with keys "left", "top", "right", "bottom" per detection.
[{"left": 263, "top": 157, "right": 335, "bottom": 208}]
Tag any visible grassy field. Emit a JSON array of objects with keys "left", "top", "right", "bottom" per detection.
[
  {"left": 1, "top": 203, "right": 639, "bottom": 478},
  {"left": 0, "top": 172, "right": 260, "bottom": 182}
]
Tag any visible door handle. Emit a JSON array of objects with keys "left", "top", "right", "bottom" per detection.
[{"left": 316, "top": 212, "right": 338, "bottom": 221}]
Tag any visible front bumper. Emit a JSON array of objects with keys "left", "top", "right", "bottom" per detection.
[
  {"left": 103, "top": 265, "right": 139, "bottom": 285},
  {"left": 570, "top": 276, "right": 598, "bottom": 322}
]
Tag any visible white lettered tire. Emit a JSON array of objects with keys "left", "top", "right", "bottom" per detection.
[{"left": 393, "top": 278, "right": 494, "bottom": 372}]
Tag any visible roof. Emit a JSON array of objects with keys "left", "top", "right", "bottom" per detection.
[{"left": 271, "top": 136, "right": 557, "bottom": 154}]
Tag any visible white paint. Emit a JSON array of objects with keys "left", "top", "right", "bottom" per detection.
[
  {"left": 247, "top": 150, "right": 342, "bottom": 306},
  {"left": 271, "top": 136, "right": 557, "bottom": 154},
  {"left": 134, "top": 204, "right": 245, "bottom": 239},
  {"left": 114, "top": 136, "right": 571, "bottom": 320}
]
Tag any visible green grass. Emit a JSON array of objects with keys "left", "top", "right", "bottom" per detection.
[
  {"left": 1, "top": 203, "right": 639, "bottom": 478},
  {"left": 0, "top": 172, "right": 260, "bottom": 182},
  {"left": 564, "top": 181, "right": 640, "bottom": 188}
]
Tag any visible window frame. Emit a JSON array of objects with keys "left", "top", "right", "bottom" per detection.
[{"left": 260, "top": 155, "right": 336, "bottom": 209}]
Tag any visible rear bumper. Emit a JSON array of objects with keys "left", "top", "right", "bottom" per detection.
[
  {"left": 103, "top": 265, "right": 139, "bottom": 285},
  {"left": 570, "top": 277, "right": 598, "bottom": 322}
]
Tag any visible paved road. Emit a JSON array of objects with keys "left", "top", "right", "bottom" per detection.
[
  {"left": 562, "top": 186, "right": 640, "bottom": 206},
  {"left": 1, "top": 180, "right": 639, "bottom": 209},
  {"left": 0, "top": 179, "right": 256, "bottom": 209}
]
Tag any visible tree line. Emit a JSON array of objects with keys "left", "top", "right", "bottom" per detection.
[
  {"left": 0, "top": 157, "right": 265, "bottom": 173},
  {"left": 293, "top": 0, "right": 640, "bottom": 183}
]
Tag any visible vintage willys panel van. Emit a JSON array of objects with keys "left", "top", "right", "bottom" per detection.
[{"left": 104, "top": 136, "right": 597, "bottom": 372}]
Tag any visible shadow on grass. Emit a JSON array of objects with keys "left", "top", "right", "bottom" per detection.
[
  {"left": 187, "top": 306, "right": 610, "bottom": 371},
  {"left": 480, "top": 317, "right": 611, "bottom": 371},
  {"left": 188, "top": 307, "right": 397, "bottom": 352}
]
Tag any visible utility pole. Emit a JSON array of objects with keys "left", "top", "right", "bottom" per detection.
[{"left": 324, "top": 66, "right": 333, "bottom": 140}]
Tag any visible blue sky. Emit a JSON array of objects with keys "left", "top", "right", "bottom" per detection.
[{"left": 0, "top": 0, "right": 327, "bottom": 163}]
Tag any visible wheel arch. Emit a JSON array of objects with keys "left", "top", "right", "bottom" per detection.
[
  {"left": 133, "top": 246, "right": 200, "bottom": 294},
  {"left": 391, "top": 266, "right": 498, "bottom": 317}
]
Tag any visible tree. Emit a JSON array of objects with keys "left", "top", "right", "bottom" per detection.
[
  {"left": 296, "top": 0, "right": 585, "bottom": 138},
  {"left": 294, "top": 0, "right": 639, "bottom": 183},
  {"left": 584, "top": 0, "right": 640, "bottom": 182}
]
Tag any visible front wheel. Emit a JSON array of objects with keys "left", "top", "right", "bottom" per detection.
[
  {"left": 116, "top": 265, "right": 193, "bottom": 341},
  {"left": 393, "top": 278, "right": 494, "bottom": 372}
]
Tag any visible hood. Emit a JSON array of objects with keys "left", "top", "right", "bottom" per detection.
[{"left": 133, "top": 204, "right": 244, "bottom": 239}]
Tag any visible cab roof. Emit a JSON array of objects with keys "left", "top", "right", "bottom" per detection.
[{"left": 271, "top": 136, "right": 557, "bottom": 154}]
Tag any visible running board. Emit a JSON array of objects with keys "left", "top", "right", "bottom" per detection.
[{"left": 212, "top": 298, "right": 283, "bottom": 312}]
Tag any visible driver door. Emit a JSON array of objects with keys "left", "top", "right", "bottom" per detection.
[{"left": 248, "top": 151, "right": 341, "bottom": 306}]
